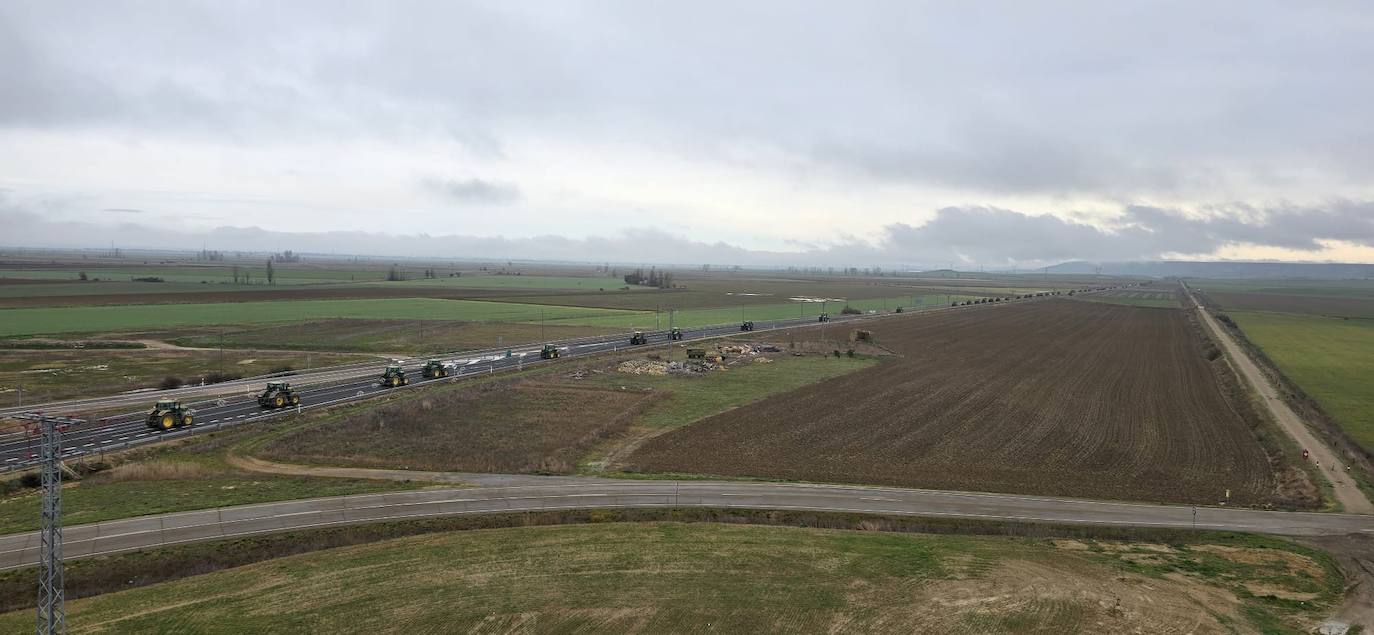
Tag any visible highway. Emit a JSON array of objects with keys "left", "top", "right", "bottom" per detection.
[
  {"left": 0, "top": 306, "right": 907, "bottom": 470},
  {"left": 2, "top": 478, "right": 1371, "bottom": 571}
]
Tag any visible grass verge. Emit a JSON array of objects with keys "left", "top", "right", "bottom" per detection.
[{"left": 0, "top": 427, "right": 417, "bottom": 535}]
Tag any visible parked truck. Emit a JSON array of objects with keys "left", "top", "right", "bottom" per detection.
[{"left": 257, "top": 381, "right": 300, "bottom": 409}]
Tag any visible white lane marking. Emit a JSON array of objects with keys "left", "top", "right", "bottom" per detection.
[
  {"left": 100, "top": 440, "right": 113, "bottom": 444},
  {"left": 118, "top": 436, "right": 130, "bottom": 440},
  {"left": 4, "top": 458, "right": 15, "bottom": 462},
  {"left": 83, "top": 443, "right": 94, "bottom": 447}
]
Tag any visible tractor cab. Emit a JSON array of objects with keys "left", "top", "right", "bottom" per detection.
[
  {"left": 540, "top": 344, "right": 560, "bottom": 359},
  {"left": 630, "top": 331, "right": 648, "bottom": 345},
  {"left": 257, "top": 381, "right": 300, "bottom": 408},
  {"left": 421, "top": 359, "right": 449, "bottom": 379},
  {"left": 669, "top": 327, "right": 684, "bottom": 340},
  {"left": 740, "top": 320, "right": 755, "bottom": 332},
  {"left": 147, "top": 399, "right": 194, "bottom": 430},
  {"left": 380, "top": 364, "right": 409, "bottom": 388}
]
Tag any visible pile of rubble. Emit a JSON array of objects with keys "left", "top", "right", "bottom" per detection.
[{"left": 617, "top": 360, "right": 669, "bottom": 375}]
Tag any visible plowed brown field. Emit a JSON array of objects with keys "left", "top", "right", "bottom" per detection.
[{"left": 628, "top": 300, "right": 1307, "bottom": 506}]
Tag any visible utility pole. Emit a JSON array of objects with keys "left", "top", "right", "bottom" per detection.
[
  {"left": 218, "top": 332, "right": 225, "bottom": 376},
  {"left": 17, "top": 412, "right": 84, "bottom": 635}
]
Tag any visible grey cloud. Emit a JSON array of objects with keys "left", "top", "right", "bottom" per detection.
[
  {"left": 863, "top": 202, "right": 1374, "bottom": 267},
  {"left": 420, "top": 177, "right": 521, "bottom": 205},
  {"left": 4, "top": 2, "right": 1374, "bottom": 196}
]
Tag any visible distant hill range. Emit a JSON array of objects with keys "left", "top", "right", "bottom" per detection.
[{"left": 1045, "top": 261, "right": 1374, "bottom": 280}]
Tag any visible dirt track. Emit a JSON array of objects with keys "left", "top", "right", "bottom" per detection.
[{"left": 1188, "top": 287, "right": 1374, "bottom": 514}]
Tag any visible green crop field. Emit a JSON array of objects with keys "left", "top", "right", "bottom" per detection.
[
  {"left": 0, "top": 266, "right": 377, "bottom": 286},
  {"left": 0, "top": 523, "right": 1337, "bottom": 633},
  {"left": 1230, "top": 311, "right": 1374, "bottom": 451},
  {"left": 0, "top": 298, "right": 642, "bottom": 337},
  {"left": 360, "top": 275, "right": 645, "bottom": 291}
]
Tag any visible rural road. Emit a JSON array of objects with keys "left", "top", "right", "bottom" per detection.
[
  {"left": 3, "top": 478, "right": 1373, "bottom": 571},
  {"left": 1185, "top": 284, "right": 1374, "bottom": 514}
]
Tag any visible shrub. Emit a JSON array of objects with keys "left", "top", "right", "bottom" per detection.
[
  {"left": 840, "top": 306, "right": 862, "bottom": 315},
  {"left": 204, "top": 372, "right": 244, "bottom": 385},
  {"left": 159, "top": 376, "right": 183, "bottom": 390}
]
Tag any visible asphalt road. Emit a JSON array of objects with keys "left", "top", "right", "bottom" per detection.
[
  {"left": 0, "top": 307, "right": 905, "bottom": 470},
  {"left": 2, "top": 478, "right": 1371, "bottom": 571}
]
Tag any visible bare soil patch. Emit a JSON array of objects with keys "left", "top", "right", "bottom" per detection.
[
  {"left": 259, "top": 380, "right": 661, "bottom": 473},
  {"left": 628, "top": 300, "right": 1307, "bottom": 507}
]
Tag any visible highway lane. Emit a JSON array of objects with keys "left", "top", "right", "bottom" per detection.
[
  {"left": 0, "top": 307, "right": 903, "bottom": 469},
  {"left": 2, "top": 478, "right": 1371, "bottom": 571}
]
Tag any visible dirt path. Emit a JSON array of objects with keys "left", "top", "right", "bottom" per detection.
[
  {"left": 225, "top": 451, "right": 587, "bottom": 488},
  {"left": 1187, "top": 288, "right": 1374, "bottom": 514}
]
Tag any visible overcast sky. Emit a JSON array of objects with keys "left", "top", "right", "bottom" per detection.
[{"left": 3, "top": 1, "right": 1373, "bottom": 266}]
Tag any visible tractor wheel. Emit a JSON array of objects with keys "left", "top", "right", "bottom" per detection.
[
  {"left": 160, "top": 414, "right": 175, "bottom": 430},
  {"left": 291, "top": 395, "right": 300, "bottom": 405},
  {"left": 401, "top": 377, "right": 409, "bottom": 386},
  {"left": 390, "top": 377, "right": 399, "bottom": 387},
  {"left": 274, "top": 395, "right": 285, "bottom": 408},
  {"left": 181, "top": 414, "right": 193, "bottom": 427}
]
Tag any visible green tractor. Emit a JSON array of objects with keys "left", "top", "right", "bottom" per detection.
[
  {"left": 740, "top": 320, "right": 755, "bottom": 332},
  {"left": 669, "top": 327, "right": 684, "bottom": 340},
  {"left": 421, "top": 359, "right": 449, "bottom": 379},
  {"left": 257, "top": 381, "right": 300, "bottom": 409},
  {"left": 540, "top": 344, "right": 561, "bottom": 359},
  {"left": 380, "top": 364, "right": 409, "bottom": 388},
  {"left": 630, "top": 331, "right": 648, "bottom": 345},
  {"left": 146, "top": 399, "right": 194, "bottom": 431}
]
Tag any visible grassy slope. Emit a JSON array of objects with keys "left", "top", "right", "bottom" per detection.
[
  {"left": 1231, "top": 311, "right": 1374, "bottom": 451},
  {"left": 0, "top": 428, "right": 416, "bottom": 535},
  {"left": 0, "top": 298, "right": 640, "bottom": 337},
  {"left": 0, "top": 523, "right": 1339, "bottom": 633}
]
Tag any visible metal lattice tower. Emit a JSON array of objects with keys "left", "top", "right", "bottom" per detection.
[{"left": 17, "top": 413, "right": 83, "bottom": 635}]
